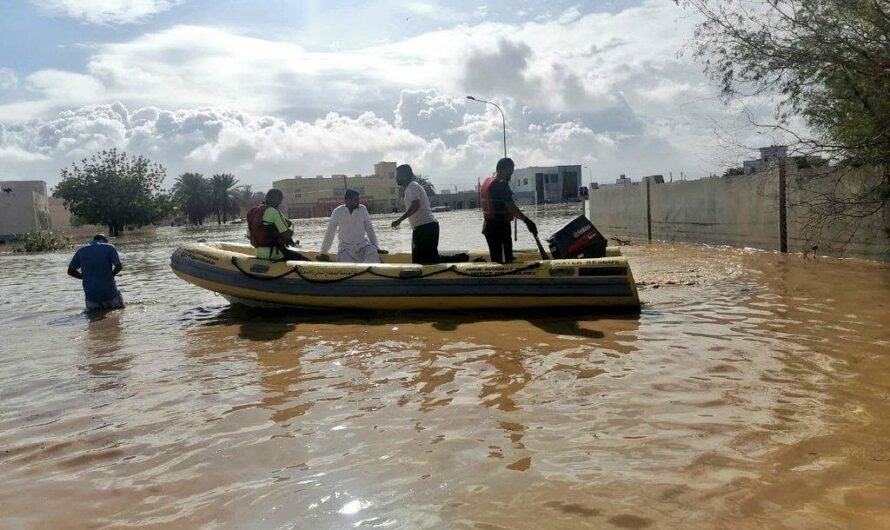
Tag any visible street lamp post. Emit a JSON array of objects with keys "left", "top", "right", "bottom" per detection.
[
  {"left": 467, "top": 95, "right": 514, "bottom": 239},
  {"left": 582, "top": 165, "right": 594, "bottom": 216},
  {"left": 466, "top": 96, "right": 507, "bottom": 159}
]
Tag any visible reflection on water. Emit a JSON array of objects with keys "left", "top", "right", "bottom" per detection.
[
  {"left": 0, "top": 206, "right": 889, "bottom": 529},
  {"left": 79, "top": 311, "right": 129, "bottom": 392}
]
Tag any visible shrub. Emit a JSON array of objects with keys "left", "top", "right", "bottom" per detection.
[{"left": 13, "top": 231, "right": 72, "bottom": 253}]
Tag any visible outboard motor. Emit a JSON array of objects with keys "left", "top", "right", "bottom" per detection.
[{"left": 547, "top": 215, "right": 608, "bottom": 259}]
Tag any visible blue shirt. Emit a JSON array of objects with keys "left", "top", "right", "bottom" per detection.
[{"left": 69, "top": 241, "right": 122, "bottom": 302}]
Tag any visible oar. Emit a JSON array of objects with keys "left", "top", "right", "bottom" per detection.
[{"left": 533, "top": 234, "right": 550, "bottom": 261}]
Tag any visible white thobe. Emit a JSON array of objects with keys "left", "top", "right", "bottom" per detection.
[{"left": 321, "top": 204, "right": 380, "bottom": 263}]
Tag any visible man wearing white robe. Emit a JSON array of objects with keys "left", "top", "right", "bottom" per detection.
[{"left": 319, "top": 190, "right": 381, "bottom": 263}]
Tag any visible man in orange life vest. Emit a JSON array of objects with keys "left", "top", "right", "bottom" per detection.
[
  {"left": 481, "top": 157, "right": 537, "bottom": 263},
  {"left": 246, "top": 189, "right": 307, "bottom": 261}
]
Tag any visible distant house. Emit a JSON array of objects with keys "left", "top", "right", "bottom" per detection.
[
  {"left": 743, "top": 145, "right": 789, "bottom": 174},
  {"left": 273, "top": 161, "right": 401, "bottom": 218},
  {"left": 510, "top": 165, "right": 583, "bottom": 205},
  {"left": 428, "top": 190, "right": 479, "bottom": 211},
  {"left": 740, "top": 145, "right": 827, "bottom": 175},
  {"left": 0, "top": 181, "right": 52, "bottom": 241},
  {"left": 597, "top": 174, "right": 639, "bottom": 189}
]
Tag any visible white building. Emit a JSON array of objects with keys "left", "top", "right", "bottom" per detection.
[
  {"left": 510, "top": 165, "right": 583, "bottom": 205},
  {"left": 743, "top": 145, "right": 788, "bottom": 174},
  {"left": 615, "top": 174, "right": 633, "bottom": 187},
  {"left": 0, "top": 181, "right": 52, "bottom": 241},
  {"left": 597, "top": 174, "right": 637, "bottom": 189}
]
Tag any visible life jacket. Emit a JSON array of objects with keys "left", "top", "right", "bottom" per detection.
[
  {"left": 481, "top": 176, "right": 514, "bottom": 222},
  {"left": 246, "top": 204, "right": 290, "bottom": 248}
]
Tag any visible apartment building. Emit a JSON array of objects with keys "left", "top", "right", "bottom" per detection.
[{"left": 273, "top": 162, "right": 401, "bottom": 218}]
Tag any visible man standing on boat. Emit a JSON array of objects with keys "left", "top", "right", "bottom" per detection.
[
  {"left": 391, "top": 164, "right": 440, "bottom": 264},
  {"left": 481, "top": 157, "right": 538, "bottom": 263},
  {"left": 318, "top": 189, "right": 381, "bottom": 263},
  {"left": 247, "top": 189, "right": 307, "bottom": 261},
  {"left": 67, "top": 234, "right": 125, "bottom": 312}
]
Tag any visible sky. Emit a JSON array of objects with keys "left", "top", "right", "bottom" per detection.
[{"left": 0, "top": 0, "right": 781, "bottom": 190}]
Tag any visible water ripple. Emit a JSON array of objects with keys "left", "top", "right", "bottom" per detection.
[{"left": 1, "top": 211, "right": 889, "bottom": 528}]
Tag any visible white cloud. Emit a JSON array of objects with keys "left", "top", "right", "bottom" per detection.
[
  {"left": 403, "top": 1, "right": 465, "bottom": 22},
  {"left": 5, "top": 2, "right": 702, "bottom": 121},
  {"left": 0, "top": 97, "right": 709, "bottom": 189},
  {"left": 0, "top": 68, "right": 18, "bottom": 91},
  {"left": 395, "top": 89, "right": 467, "bottom": 141},
  {"left": 30, "top": 0, "right": 181, "bottom": 24},
  {"left": 558, "top": 6, "right": 583, "bottom": 25},
  {"left": 0, "top": 145, "right": 52, "bottom": 163},
  {"left": 26, "top": 70, "right": 104, "bottom": 103},
  {"left": 1, "top": 1, "right": 784, "bottom": 186},
  {"left": 0, "top": 102, "right": 434, "bottom": 186}
]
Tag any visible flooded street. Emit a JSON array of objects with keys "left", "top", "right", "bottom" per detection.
[{"left": 1, "top": 206, "right": 888, "bottom": 529}]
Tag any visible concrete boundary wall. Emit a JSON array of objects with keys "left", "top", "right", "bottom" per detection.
[
  {"left": 586, "top": 184, "right": 649, "bottom": 241},
  {"left": 587, "top": 163, "right": 889, "bottom": 262},
  {"left": 649, "top": 170, "right": 781, "bottom": 250},
  {"left": 785, "top": 165, "right": 890, "bottom": 260}
]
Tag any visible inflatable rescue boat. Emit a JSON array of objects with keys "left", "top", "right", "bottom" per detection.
[{"left": 170, "top": 242, "right": 640, "bottom": 311}]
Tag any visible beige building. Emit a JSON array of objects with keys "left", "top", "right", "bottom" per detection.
[
  {"left": 49, "top": 197, "right": 105, "bottom": 236},
  {"left": 273, "top": 162, "right": 401, "bottom": 218},
  {"left": 374, "top": 161, "right": 397, "bottom": 180},
  {"left": 0, "top": 181, "right": 52, "bottom": 241}
]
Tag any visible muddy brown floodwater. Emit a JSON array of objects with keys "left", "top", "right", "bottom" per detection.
[{"left": 1, "top": 205, "right": 888, "bottom": 529}]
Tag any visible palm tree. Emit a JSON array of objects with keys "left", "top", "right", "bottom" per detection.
[
  {"left": 210, "top": 173, "right": 240, "bottom": 224},
  {"left": 235, "top": 185, "right": 264, "bottom": 217},
  {"left": 414, "top": 173, "right": 436, "bottom": 196},
  {"left": 173, "top": 172, "right": 211, "bottom": 225}
]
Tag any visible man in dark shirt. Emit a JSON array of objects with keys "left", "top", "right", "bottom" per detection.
[
  {"left": 67, "top": 234, "right": 124, "bottom": 312},
  {"left": 482, "top": 157, "right": 537, "bottom": 263}
]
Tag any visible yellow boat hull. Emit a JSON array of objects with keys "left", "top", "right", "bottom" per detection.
[{"left": 170, "top": 243, "right": 640, "bottom": 312}]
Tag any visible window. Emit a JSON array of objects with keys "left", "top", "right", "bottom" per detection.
[
  {"left": 544, "top": 175, "right": 549, "bottom": 184},
  {"left": 294, "top": 190, "right": 302, "bottom": 198},
  {"left": 334, "top": 187, "right": 345, "bottom": 196},
  {"left": 354, "top": 186, "right": 365, "bottom": 194},
  {"left": 523, "top": 178, "right": 528, "bottom": 186},
  {"left": 390, "top": 187, "right": 396, "bottom": 195}
]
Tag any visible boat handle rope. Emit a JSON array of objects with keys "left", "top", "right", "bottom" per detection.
[{"left": 230, "top": 256, "right": 541, "bottom": 283}]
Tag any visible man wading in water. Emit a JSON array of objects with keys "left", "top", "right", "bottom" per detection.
[{"left": 67, "top": 234, "right": 124, "bottom": 312}]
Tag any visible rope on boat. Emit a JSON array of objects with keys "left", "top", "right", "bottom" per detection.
[{"left": 230, "top": 256, "right": 541, "bottom": 283}]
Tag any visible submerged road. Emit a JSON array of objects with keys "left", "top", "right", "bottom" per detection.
[{"left": 1, "top": 205, "right": 888, "bottom": 528}]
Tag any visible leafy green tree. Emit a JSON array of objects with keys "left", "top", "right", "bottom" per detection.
[
  {"left": 173, "top": 172, "right": 211, "bottom": 225},
  {"left": 53, "top": 149, "right": 171, "bottom": 236},
  {"left": 210, "top": 173, "right": 240, "bottom": 224},
  {"left": 677, "top": 0, "right": 890, "bottom": 219},
  {"left": 414, "top": 173, "right": 436, "bottom": 196}
]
